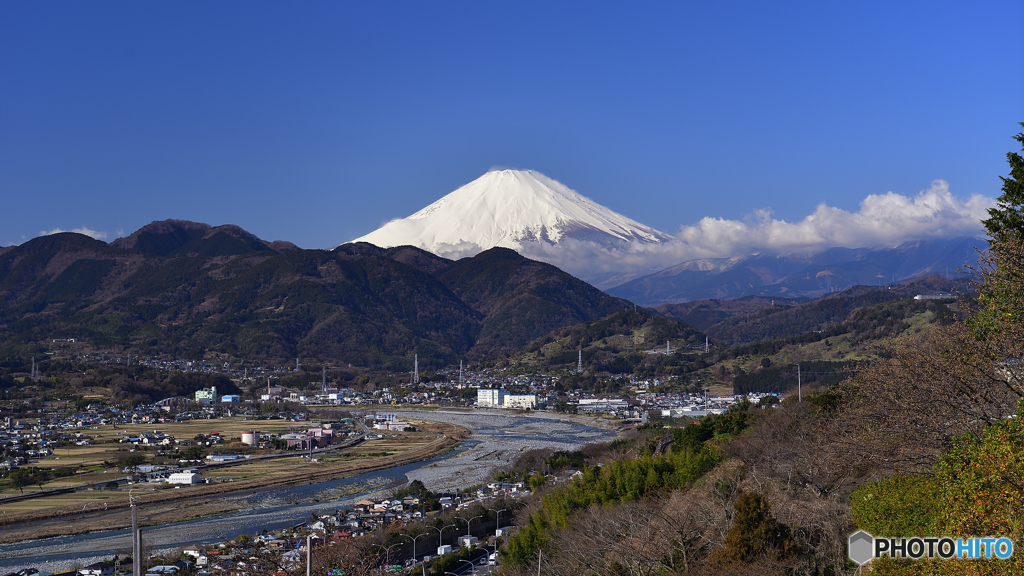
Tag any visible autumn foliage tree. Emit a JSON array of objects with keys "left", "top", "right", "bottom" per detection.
[{"left": 845, "top": 123, "right": 1024, "bottom": 574}]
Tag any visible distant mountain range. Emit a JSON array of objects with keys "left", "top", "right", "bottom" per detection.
[
  {"left": 606, "top": 237, "right": 985, "bottom": 305},
  {"left": 0, "top": 211, "right": 988, "bottom": 371},
  {"left": 349, "top": 169, "right": 988, "bottom": 303},
  {"left": 657, "top": 274, "right": 970, "bottom": 347},
  {"left": 0, "top": 220, "right": 630, "bottom": 368}
]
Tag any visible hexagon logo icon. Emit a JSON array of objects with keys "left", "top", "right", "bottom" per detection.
[{"left": 849, "top": 530, "right": 874, "bottom": 565}]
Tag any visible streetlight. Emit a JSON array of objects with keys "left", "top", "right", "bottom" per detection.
[
  {"left": 487, "top": 507, "right": 504, "bottom": 556},
  {"left": 487, "top": 507, "right": 504, "bottom": 530},
  {"left": 429, "top": 523, "right": 456, "bottom": 550},
  {"left": 372, "top": 542, "right": 402, "bottom": 567},
  {"left": 456, "top": 515, "right": 483, "bottom": 537},
  {"left": 458, "top": 558, "right": 478, "bottom": 576},
  {"left": 402, "top": 532, "right": 431, "bottom": 564}
]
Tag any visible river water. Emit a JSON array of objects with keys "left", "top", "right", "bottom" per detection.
[{"left": 0, "top": 411, "right": 615, "bottom": 571}]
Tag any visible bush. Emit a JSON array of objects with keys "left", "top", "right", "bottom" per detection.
[{"left": 851, "top": 474, "right": 940, "bottom": 537}]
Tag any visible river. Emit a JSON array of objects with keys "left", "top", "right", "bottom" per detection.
[{"left": 0, "top": 410, "right": 615, "bottom": 571}]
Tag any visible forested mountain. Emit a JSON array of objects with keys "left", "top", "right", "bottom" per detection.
[
  {"left": 513, "top": 309, "right": 706, "bottom": 378},
  {"left": 435, "top": 248, "right": 633, "bottom": 356},
  {"left": 609, "top": 237, "right": 983, "bottom": 304},
  {"left": 659, "top": 274, "right": 971, "bottom": 346},
  {"left": 110, "top": 219, "right": 300, "bottom": 256},
  {"left": 0, "top": 222, "right": 630, "bottom": 369}
]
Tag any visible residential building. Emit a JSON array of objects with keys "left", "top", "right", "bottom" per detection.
[
  {"left": 194, "top": 387, "right": 217, "bottom": 404},
  {"left": 505, "top": 394, "right": 537, "bottom": 409},
  {"left": 477, "top": 388, "right": 507, "bottom": 408}
]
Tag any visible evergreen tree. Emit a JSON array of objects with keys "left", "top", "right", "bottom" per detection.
[
  {"left": 715, "top": 491, "right": 796, "bottom": 562},
  {"left": 982, "top": 123, "right": 1024, "bottom": 238}
]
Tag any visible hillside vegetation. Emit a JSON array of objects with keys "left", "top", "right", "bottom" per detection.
[
  {"left": 658, "top": 275, "right": 969, "bottom": 347},
  {"left": 497, "top": 245, "right": 1024, "bottom": 575},
  {"left": 495, "top": 130, "right": 1024, "bottom": 576},
  {"left": 503, "top": 282, "right": 961, "bottom": 399},
  {"left": 0, "top": 222, "right": 629, "bottom": 369}
]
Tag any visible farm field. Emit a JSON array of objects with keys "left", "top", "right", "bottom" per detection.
[{"left": 0, "top": 417, "right": 465, "bottom": 540}]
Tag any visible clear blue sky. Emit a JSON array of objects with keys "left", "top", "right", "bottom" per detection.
[{"left": 2, "top": 1, "right": 1022, "bottom": 248}]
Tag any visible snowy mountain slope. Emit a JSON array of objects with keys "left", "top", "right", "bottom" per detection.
[{"left": 350, "top": 170, "right": 677, "bottom": 262}]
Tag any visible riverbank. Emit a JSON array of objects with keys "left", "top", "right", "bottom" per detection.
[
  {"left": 0, "top": 410, "right": 621, "bottom": 571},
  {"left": 0, "top": 422, "right": 468, "bottom": 545},
  {"left": 393, "top": 409, "right": 620, "bottom": 490}
]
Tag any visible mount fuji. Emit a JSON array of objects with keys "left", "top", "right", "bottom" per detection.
[{"left": 349, "top": 169, "right": 682, "bottom": 282}]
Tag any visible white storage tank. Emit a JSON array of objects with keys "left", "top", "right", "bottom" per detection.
[{"left": 240, "top": 430, "right": 260, "bottom": 445}]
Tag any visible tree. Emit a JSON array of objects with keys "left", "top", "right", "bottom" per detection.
[
  {"left": 852, "top": 404, "right": 1024, "bottom": 575},
  {"left": 118, "top": 454, "right": 147, "bottom": 474},
  {"left": 527, "top": 472, "right": 546, "bottom": 492},
  {"left": 187, "top": 446, "right": 207, "bottom": 460},
  {"left": 10, "top": 469, "right": 34, "bottom": 494},
  {"left": 712, "top": 491, "right": 797, "bottom": 563},
  {"left": 982, "top": 122, "right": 1024, "bottom": 239}
]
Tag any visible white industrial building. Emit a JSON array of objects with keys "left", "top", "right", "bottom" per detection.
[
  {"left": 477, "top": 388, "right": 508, "bottom": 408},
  {"left": 504, "top": 394, "right": 538, "bottom": 409},
  {"left": 166, "top": 471, "right": 202, "bottom": 485},
  {"left": 577, "top": 398, "right": 629, "bottom": 412}
]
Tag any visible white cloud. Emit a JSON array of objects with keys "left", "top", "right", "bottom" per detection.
[
  {"left": 41, "top": 227, "right": 109, "bottom": 240},
  {"left": 515, "top": 180, "right": 995, "bottom": 285},
  {"left": 674, "top": 180, "right": 993, "bottom": 258}
]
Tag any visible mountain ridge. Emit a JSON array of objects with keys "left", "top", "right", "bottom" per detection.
[
  {"left": 0, "top": 221, "right": 631, "bottom": 368},
  {"left": 607, "top": 237, "right": 985, "bottom": 305}
]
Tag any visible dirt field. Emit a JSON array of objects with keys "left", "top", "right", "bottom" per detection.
[
  {"left": 0, "top": 420, "right": 468, "bottom": 543},
  {"left": 1, "top": 417, "right": 318, "bottom": 494}
]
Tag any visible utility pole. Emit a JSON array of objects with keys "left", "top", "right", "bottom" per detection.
[
  {"left": 538, "top": 550, "right": 542, "bottom": 576},
  {"left": 130, "top": 491, "right": 141, "bottom": 576},
  {"left": 306, "top": 534, "right": 312, "bottom": 576},
  {"left": 797, "top": 364, "right": 801, "bottom": 402}
]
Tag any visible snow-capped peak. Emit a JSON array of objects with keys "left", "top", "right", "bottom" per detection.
[{"left": 349, "top": 169, "right": 674, "bottom": 257}]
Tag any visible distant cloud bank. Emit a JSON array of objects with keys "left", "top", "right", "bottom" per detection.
[
  {"left": 42, "top": 227, "right": 108, "bottom": 240},
  {"left": 523, "top": 180, "right": 994, "bottom": 284},
  {"left": 675, "top": 180, "right": 994, "bottom": 258}
]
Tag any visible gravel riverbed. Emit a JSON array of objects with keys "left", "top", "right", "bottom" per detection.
[
  {"left": 396, "top": 410, "right": 617, "bottom": 490},
  {"left": 0, "top": 410, "right": 616, "bottom": 571}
]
